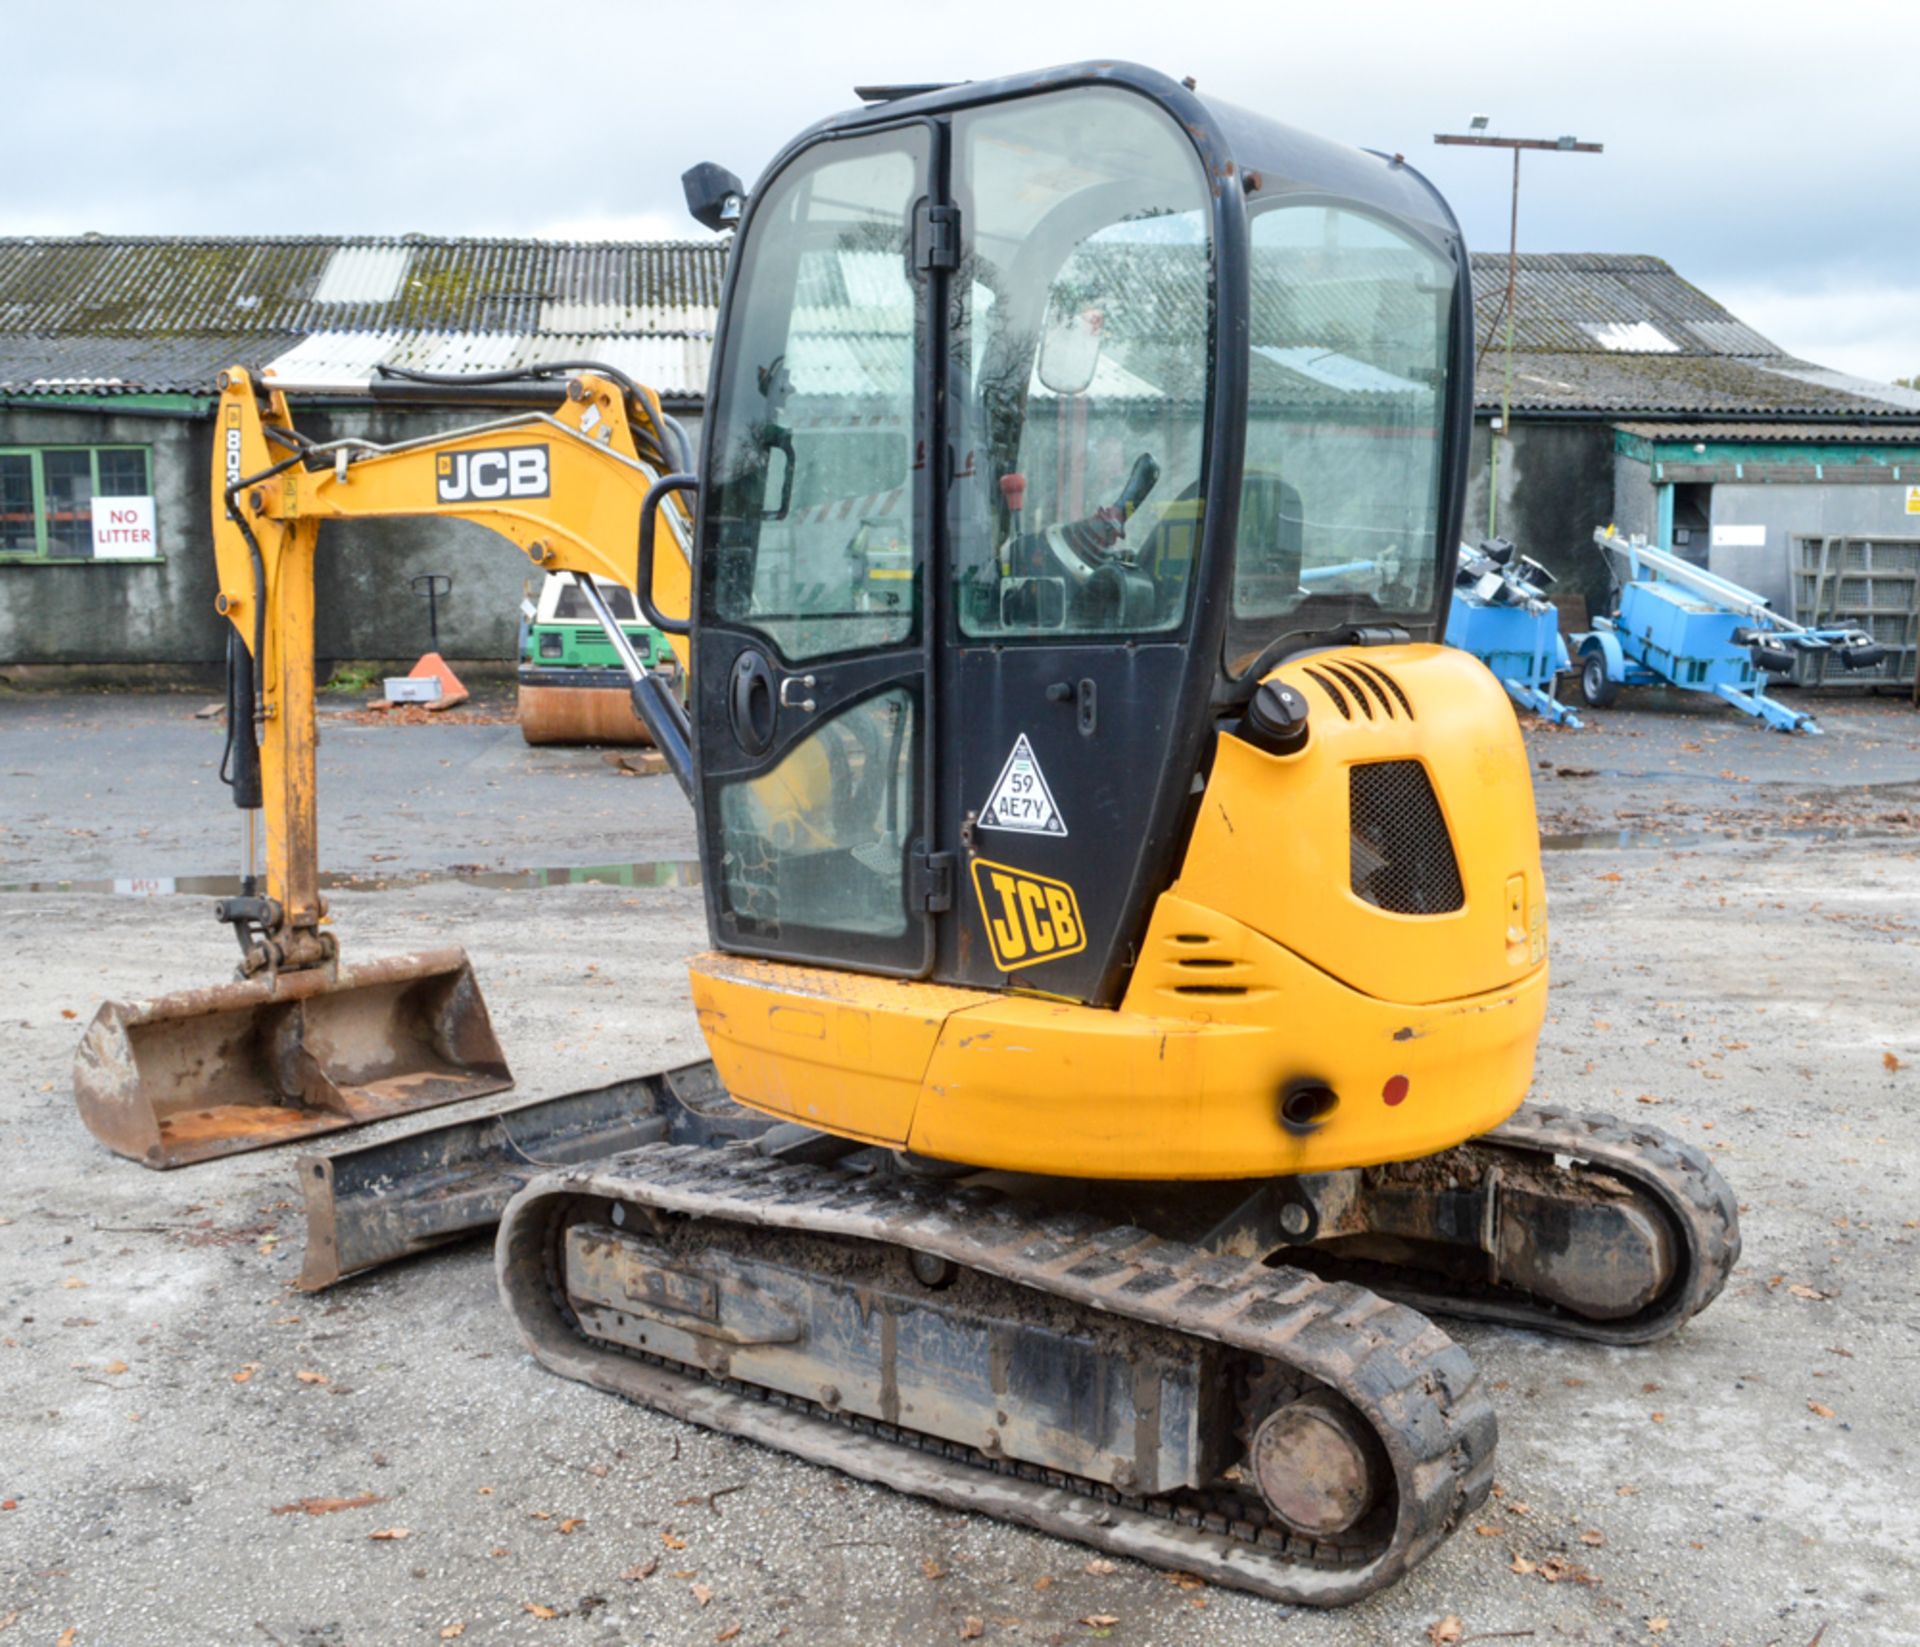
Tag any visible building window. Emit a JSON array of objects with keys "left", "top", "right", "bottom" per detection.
[{"left": 0, "top": 445, "right": 153, "bottom": 559}]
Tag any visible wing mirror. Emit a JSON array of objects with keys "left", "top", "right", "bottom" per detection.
[{"left": 683, "top": 163, "right": 746, "bottom": 232}]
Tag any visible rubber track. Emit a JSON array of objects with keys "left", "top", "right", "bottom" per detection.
[
  {"left": 1368, "top": 1105, "right": 1743, "bottom": 1346},
  {"left": 498, "top": 1141, "right": 1498, "bottom": 1607}
]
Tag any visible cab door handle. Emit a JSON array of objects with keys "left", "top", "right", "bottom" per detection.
[{"left": 780, "top": 674, "right": 817, "bottom": 712}]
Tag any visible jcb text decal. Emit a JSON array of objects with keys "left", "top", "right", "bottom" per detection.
[
  {"left": 436, "top": 446, "right": 551, "bottom": 503},
  {"left": 970, "top": 859, "right": 1086, "bottom": 972}
]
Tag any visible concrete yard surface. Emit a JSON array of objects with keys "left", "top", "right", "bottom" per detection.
[{"left": 1, "top": 688, "right": 1917, "bottom": 1644}]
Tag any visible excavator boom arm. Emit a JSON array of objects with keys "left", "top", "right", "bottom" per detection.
[{"left": 210, "top": 365, "right": 694, "bottom": 959}]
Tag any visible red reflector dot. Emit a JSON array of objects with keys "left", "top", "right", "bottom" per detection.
[{"left": 1382, "top": 1075, "right": 1410, "bottom": 1107}]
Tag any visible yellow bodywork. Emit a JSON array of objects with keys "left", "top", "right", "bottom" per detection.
[{"left": 693, "top": 644, "right": 1548, "bottom": 1179}]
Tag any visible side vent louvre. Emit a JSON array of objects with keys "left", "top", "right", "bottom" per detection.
[
  {"left": 1350, "top": 760, "right": 1464, "bottom": 915},
  {"left": 1303, "top": 667, "right": 1352, "bottom": 719},
  {"left": 1324, "top": 661, "right": 1384, "bottom": 718},
  {"left": 1349, "top": 660, "right": 1415, "bottom": 719}
]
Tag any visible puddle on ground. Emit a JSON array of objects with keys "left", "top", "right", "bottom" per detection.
[
  {"left": 0, "top": 860, "right": 703, "bottom": 896},
  {"left": 1541, "top": 825, "right": 1872, "bottom": 851}
]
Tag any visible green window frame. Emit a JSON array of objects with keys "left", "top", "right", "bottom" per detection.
[{"left": 0, "top": 445, "right": 154, "bottom": 560}]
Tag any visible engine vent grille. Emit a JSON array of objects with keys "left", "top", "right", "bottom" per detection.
[
  {"left": 1350, "top": 760, "right": 1464, "bottom": 915},
  {"left": 1302, "top": 659, "right": 1414, "bottom": 722}
]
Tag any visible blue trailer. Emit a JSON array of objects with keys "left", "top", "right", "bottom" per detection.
[
  {"left": 1445, "top": 538, "right": 1582, "bottom": 727},
  {"left": 1572, "top": 528, "right": 1885, "bottom": 734}
]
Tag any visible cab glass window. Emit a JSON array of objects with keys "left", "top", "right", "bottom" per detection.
[
  {"left": 948, "top": 90, "right": 1212, "bottom": 639},
  {"left": 1228, "top": 205, "right": 1453, "bottom": 674},
  {"left": 700, "top": 131, "right": 924, "bottom": 662}
]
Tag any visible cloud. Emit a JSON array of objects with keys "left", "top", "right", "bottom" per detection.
[
  {"left": 1716, "top": 280, "right": 1920, "bottom": 385},
  {"left": 532, "top": 212, "right": 691, "bottom": 244}
]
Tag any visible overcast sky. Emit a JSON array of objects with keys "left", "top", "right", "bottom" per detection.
[{"left": 5, "top": 0, "right": 1916, "bottom": 381}]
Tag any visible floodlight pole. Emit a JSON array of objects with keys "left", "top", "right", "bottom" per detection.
[{"left": 1435, "top": 131, "right": 1602, "bottom": 538}]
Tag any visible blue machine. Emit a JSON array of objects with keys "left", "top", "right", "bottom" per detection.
[
  {"left": 1445, "top": 537, "right": 1582, "bottom": 727},
  {"left": 1572, "top": 528, "right": 1885, "bottom": 734}
]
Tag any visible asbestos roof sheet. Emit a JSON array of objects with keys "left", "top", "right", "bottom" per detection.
[
  {"left": 0, "top": 235, "right": 725, "bottom": 338},
  {"left": 1489, "top": 352, "right": 1920, "bottom": 418},
  {"left": 1614, "top": 420, "right": 1920, "bottom": 445},
  {"left": 1, "top": 238, "right": 1915, "bottom": 423}
]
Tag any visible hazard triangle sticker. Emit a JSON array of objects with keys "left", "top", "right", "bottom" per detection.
[{"left": 978, "top": 734, "right": 1067, "bottom": 836}]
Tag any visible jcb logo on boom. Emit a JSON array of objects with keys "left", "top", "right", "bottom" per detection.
[
  {"left": 971, "top": 859, "right": 1086, "bottom": 972},
  {"left": 435, "top": 446, "right": 551, "bottom": 503}
]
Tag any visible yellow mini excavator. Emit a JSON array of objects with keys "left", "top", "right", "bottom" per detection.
[{"left": 77, "top": 63, "right": 1739, "bottom": 1605}]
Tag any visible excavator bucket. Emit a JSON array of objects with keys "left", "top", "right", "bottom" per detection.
[{"left": 72, "top": 948, "right": 511, "bottom": 1169}]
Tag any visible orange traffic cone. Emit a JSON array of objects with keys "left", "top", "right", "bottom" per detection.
[{"left": 409, "top": 651, "right": 469, "bottom": 711}]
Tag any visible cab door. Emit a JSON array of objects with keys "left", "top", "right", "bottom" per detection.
[{"left": 693, "top": 124, "right": 941, "bottom": 975}]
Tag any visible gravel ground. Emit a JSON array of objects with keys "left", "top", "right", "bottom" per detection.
[{"left": 1, "top": 687, "right": 1917, "bottom": 1645}]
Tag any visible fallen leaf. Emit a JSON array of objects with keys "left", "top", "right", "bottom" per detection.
[
  {"left": 1427, "top": 1618, "right": 1464, "bottom": 1646},
  {"left": 620, "top": 1560, "right": 659, "bottom": 1582},
  {"left": 1647, "top": 1620, "right": 1669, "bottom": 1635},
  {"left": 295, "top": 1370, "right": 329, "bottom": 1385},
  {"left": 231, "top": 1363, "right": 262, "bottom": 1383},
  {"left": 716, "top": 1627, "right": 741, "bottom": 1643},
  {"left": 1650, "top": 1412, "right": 1666, "bottom": 1423},
  {"left": 1885, "top": 1052, "right": 1903, "bottom": 1073},
  {"left": 57, "top": 1631, "right": 76, "bottom": 1647},
  {"left": 269, "top": 1493, "right": 385, "bottom": 1517},
  {"left": 1808, "top": 1400, "right": 1835, "bottom": 1419},
  {"left": 1473, "top": 1523, "right": 1504, "bottom": 1537},
  {"left": 1083, "top": 1557, "right": 1116, "bottom": 1575},
  {"left": 1162, "top": 1571, "right": 1205, "bottom": 1591},
  {"left": 368, "top": 1526, "right": 410, "bottom": 1541},
  {"left": 663, "top": 1532, "right": 687, "bottom": 1550},
  {"left": 558, "top": 1518, "right": 585, "bottom": 1535},
  {"left": 692, "top": 1583, "right": 713, "bottom": 1607},
  {"left": 523, "top": 1602, "right": 559, "bottom": 1619},
  {"left": 1617, "top": 1484, "right": 1640, "bottom": 1496},
  {"left": 1033, "top": 1575, "right": 1055, "bottom": 1591},
  {"left": 1079, "top": 1616, "right": 1121, "bottom": 1629},
  {"left": 922, "top": 1558, "right": 946, "bottom": 1581},
  {"left": 61, "top": 1008, "right": 78, "bottom": 1020},
  {"left": 1788, "top": 1284, "right": 1829, "bottom": 1301},
  {"left": 1581, "top": 1529, "right": 1605, "bottom": 1546},
  {"left": 61, "top": 1278, "right": 87, "bottom": 1290},
  {"left": 101, "top": 1360, "right": 128, "bottom": 1376},
  {"left": 439, "top": 1627, "right": 466, "bottom": 1641},
  {"left": 960, "top": 1620, "right": 985, "bottom": 1641},
  {"left": 1509, "top": 1554, "right": 1537, "bottom": 1575}
]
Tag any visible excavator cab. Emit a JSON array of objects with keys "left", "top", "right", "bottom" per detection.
[{"left": 679, "top": 64, "right": 1540, "bottom": 1173}]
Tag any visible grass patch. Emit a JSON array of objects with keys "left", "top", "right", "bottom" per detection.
[{"left": 322, "top": 661, "right": 382, "bottom": 694}]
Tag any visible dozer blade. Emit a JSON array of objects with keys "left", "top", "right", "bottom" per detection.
[
  {"left": 517, "top": 680, "right": 656, "bottom": 746},
  {"left": 72, "top": 947, "right": 512, "bottom": 1169}
]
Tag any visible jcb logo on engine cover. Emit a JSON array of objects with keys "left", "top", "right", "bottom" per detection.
[
  {"left": 436, "top": 446, "right": 551, "bottom": 503},
  {"left": 971, "top": 859, "right": 1086, "bottom": 972}
]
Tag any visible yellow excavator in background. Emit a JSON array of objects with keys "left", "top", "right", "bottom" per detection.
[{"left": 74, "top": 63, "right": 1739, "bottom": 1606}]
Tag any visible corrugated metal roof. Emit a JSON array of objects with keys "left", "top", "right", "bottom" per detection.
[{"left": 1614, "top": 421, "right": 1920, "bottom": 445}]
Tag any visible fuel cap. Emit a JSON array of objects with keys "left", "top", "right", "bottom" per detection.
[{"left": 1242, "top": 680, "right": 1310, "bottom": 756}]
